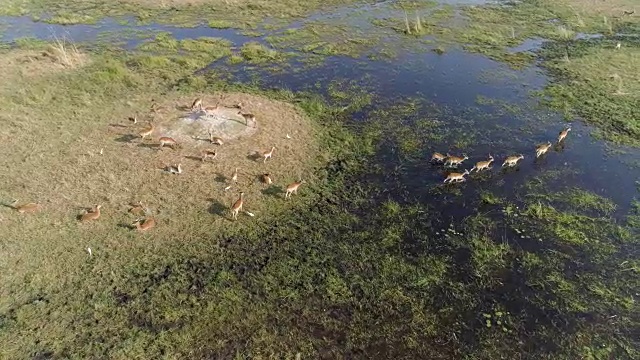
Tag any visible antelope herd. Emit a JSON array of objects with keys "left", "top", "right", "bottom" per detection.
[
  {"left": 7, "top": 94, "right": 572, "bottom": 228},
  {"left": 6, "top": 97, "right": 307, "bottom": 230},
  {"left": 435, "top": 127, "right": 571, "bottom": 184}
]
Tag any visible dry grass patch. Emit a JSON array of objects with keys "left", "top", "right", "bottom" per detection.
[{"left": 0, "top": 43, "right": 87, "bottom": 82}]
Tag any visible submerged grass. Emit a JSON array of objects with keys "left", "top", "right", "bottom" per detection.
[
  {"left": 239, "top": 41, "right": 289, "bottom": 64},
  {"left": 266, "top": 22, "right": 381, "bottom": 59}
]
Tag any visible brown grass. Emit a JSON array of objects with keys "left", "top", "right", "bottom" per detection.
[
  {"left": 0, "top": 46, "right": 87, "bottom": 81},
  {"left": 2, "top": 90, "right": 318, "bottom": 221}
]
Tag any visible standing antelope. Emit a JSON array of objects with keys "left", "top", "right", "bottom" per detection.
[
  {"left": 431, "top": 152, "right": 446, "bottom": 163},
  {"left": 443, "top": 170, "right": 470, "bottom": 183},
  {"left": 471, "top": 155, "right": 494, "bottom": 172},
  {"left": 262, "top": 146, "right": 276, "bottom": 163},
  {"left": 132, "top": 217, "right": 156, "bottom": 231},
  {"left": 502, "top": 154, "right": 524, "bottom": 167},
  {"left": 285, "top": 180, "right": 305, "bottom": 199},
  {"left": 237, "top": 111, "right": 257, "bottom": 127},
  {"left": 203, "top": 104, "right": 219, "bottom": 115},
  {"left": 159, "top": 136, "right": 179, "bottom": 149},
  {"left": 231, "top": 167, "right": 238, "bottom": 183},
  {"left": 9, "top": 200, "right": 42, "bottom": 213},
  {"left": 138, "top": 122, "right": 154, "bottom": 140},
  {"left": 191, "top": 97, "right": 203, "bottom": 111},
  {"left": 536, "top": 142, "right": 552, "bottom": 158},
  {"left": 80, "top": 205, "right": 102, "bottom": 222},
  {"left": 444, "top": 153, "right": 468, "bottom": 167},
  {"left": 558, "top": 127, "right": 571, "bottom": 143},
  {"left": 230, "top": 192, "right": 244, "bottom": 220},
  {"left": 200, "top": 149, "right": 217, "bottom": 162}
]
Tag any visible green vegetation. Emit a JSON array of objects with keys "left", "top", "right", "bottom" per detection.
[
  {"left": 0, "top": 0, "right": 362, "bottom": 27},
  {"left": 1, "top": 0, "right": 640, "bottom": 358},
  {"left": 238, "top": 41, "right": 289, "bottom": 64},
  {"left": 207, "top": 19, "right": 235, "bottom": 29},
  {"left": 539, "top": 39, "right": 640, "bottom": 145},
  {"left": 266, "top": 22, "right": 381, "bottom": 58},
  {"left": 131, "top": 32, "right": 232, "bottom": 81}
]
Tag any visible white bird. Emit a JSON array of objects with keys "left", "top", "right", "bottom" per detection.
[
  {"left": 87, "top": 247, "right": 92, "bottom": 256},
  {"left": 616, "top": 42, "right": 621, "bottom": 50},
  {"left": 245, "top": 211, "right": 255, "bottom": 217},
  {"left": 224, "top": 185, "right": 232, "bottom": 191},
  {"left": 286, "top": 134, "right": 291, "bottom": 139}
]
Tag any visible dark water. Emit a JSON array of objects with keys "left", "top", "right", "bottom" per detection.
[{"left": 1, "top": 3, "right": 638, "bottom": 215}]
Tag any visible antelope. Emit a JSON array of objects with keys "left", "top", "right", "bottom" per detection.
[
  {"left": 285, "top": 180, "right": 305, "bottom": 199},
  {"left": 230, "top": 192, "right": 244, "bottom": 220},
  {"left": 443, "top": 170, "right": 470, "bottom": 183},
  {"left": 200, "top": 149, "right": 217, "bottom": 162},
  {"left": 261, "top": 173, "right": 272, "bottom": 185},
  {"left": 166, "top": 163, "right": 182, "bottom": 175},
  {"left": 431, "top": 152, "right": 446, "bottom": 163},
  {"left": 536, "top": 142, "right": 552, "bottom": 158},
  {"left": 558, "top": 127, "right": 571, "bottom": 143},
  {"left": 502, "top": 154, "right": 524, "bottom": 167},
  {"left": 262, "top": 146, "right": 276, "bottom": 163},
  {"left": 191, "top": 97, "right": 203, "bottom": 111},
  {"left": 208, "top": 129, "right": 224, "bottom": 145},
  {"left": 471, "top": 155, "right": 494, "bottom": 172},
  {"left": 159, "top": 136, "right": 179, "bottom": 149},
  {"left": 9, "top": 200, "right": 42, "bottom": 213},
  {"left": 128, "top": 201, "right": 145, "bottom": 216},
  {"left": 80, "top": 205, "right": 102, "bottom": 222},
  {"left": 623, "top": 10, "right": 635, "bottom": 16},
  {"left": 231, "top": 167, "right": 238, "bottom": 183},
  {"left": 132, "top": 217, "right": 156, "bottom": 231},
  {"left": 237, "top": 111, "right": 257, "bottom": 127},
  {"left": 138, "top": 122, "right": 154, "bottom": 140},
  {"left": 444, "top": 153, "right": 468, "bottom": 167},
  {"left": 150, "top": 102, "right": 166, "bottom": 114},
  {"left": 203, "top": 104, "right": 219, "bottom": 115}
]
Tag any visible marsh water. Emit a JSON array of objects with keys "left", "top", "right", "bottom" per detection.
[{"left": 1, "top": 0, "right": 639, "bottom": 355}]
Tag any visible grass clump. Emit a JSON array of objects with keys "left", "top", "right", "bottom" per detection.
[
  {"left": 266, "top": 22, "right": 381, "bottom": 58},
  {"left": 207, "top": 19, "right": 235, "bottom": 29},
  {"left": 132, "top": 33, "right": 232, "bottom": 79},
  {"left": 239, "top": 41, "right": 287, "bottom": 64}
]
